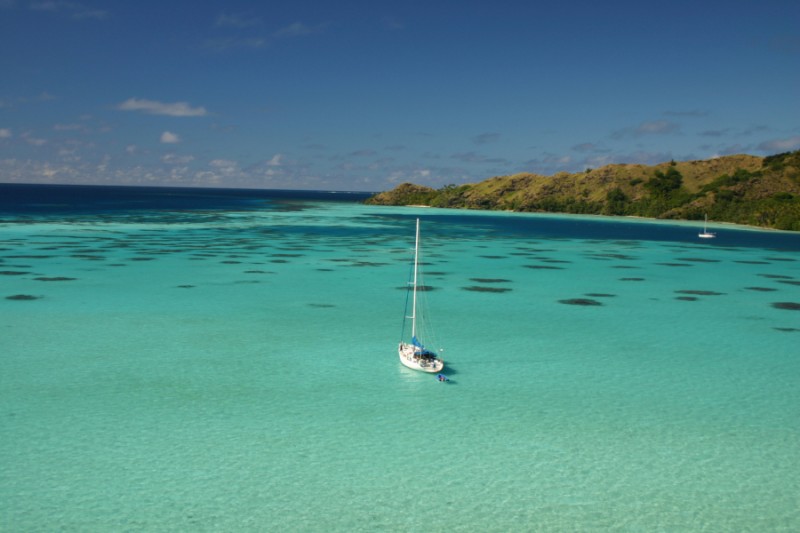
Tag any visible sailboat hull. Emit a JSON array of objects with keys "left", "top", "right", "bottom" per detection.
[{"left": 398, "top": 343, "right": 444, "bottom": 373}]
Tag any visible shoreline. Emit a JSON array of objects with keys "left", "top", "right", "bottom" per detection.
[{"left": 393, "top": 203, "right": 800, "bottom": 234}]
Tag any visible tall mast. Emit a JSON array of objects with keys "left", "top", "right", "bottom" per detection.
[{"left": 411, "top": 218, "right": 420, "bottom": 339}]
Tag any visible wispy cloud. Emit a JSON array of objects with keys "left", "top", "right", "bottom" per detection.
[
  {"left": 758, "top": 136, "right": 800, "bottom": 153},
  {"left": 350, "top": 149, "right": 376, "bottom": 157},
  {"left": 0, "top": 128, "right": 11, "bottom": 139},
  {"left": 571, "top": 142, "right": 609, "bottom": 153},
  {"left": 382, "top": 16, "right": 405, "bottom": 31},
  {"left": 611, "top": 120, "right": 681, "bottom": 139},
  {"left": 161, "top": 153, "right": 193, "bottom": 164},
  {"left": 118, "top": 98, "right": 207, "bottom": 117},
  {"left": 215, "top": 12, "right": 261, "bottom": 28},
  {"left": 700, "top": 128, "right": 730, "bottom": 137},
  {"left": 636, "top": 120, "right": 680, "bottom": 135},
  {"left": 273, "top": 21, "right": 327, "bottom": 39},
  {"left": 53, "top": 123, "right": 83, "bottom": 131},
  {"left": 160, "top": 131, "right": 180, "bottom": 144},
  {"left": 451, "top": 151, "right": 509, "bottom": 165},
  {"left": 471, "top": 132, "right": 501, "bottom": 145},
  {"left": 207, "top": 19, "right": 325, "bottom": 51},
  {"left": 664, "top": 109, "right": 709, "bottom": 118},
  {"left": 205, "top": 37, "right": 268, "bottom": 51},
  {"left": 23, "top": 132, "right": 47, "bottom": 146},
  {"left": 28, "top": 1, "right": 108, "bottom": 20}
]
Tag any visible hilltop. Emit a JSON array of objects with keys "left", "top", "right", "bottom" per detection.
[{"left": 365, "top": 151, "right": 800, "bottom": 231}]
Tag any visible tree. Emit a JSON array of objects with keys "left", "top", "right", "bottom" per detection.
[{"left": 604, "top": 187, "right": 629, "bottom": 215}]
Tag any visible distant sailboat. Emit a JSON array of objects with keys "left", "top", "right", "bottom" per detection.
[
  {"left": 698, "top": 214, "right": 716, "bottom": 239},
  {"left": 398, "top": 218, "right": 444, "bottom": 373}
]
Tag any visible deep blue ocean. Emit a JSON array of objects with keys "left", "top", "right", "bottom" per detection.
[
  {"left": 2, "top": 183, "right": 798, "bottom": 250},
  {"left": 2, "top": 183, "right": 799, "bottom": 531}
]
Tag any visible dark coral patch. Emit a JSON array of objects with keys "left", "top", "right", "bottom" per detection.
[
  {"left": 130, "top": 257, "right": 156, "bottom": 261},
  {"left": 34, "top": 276, "right": 76, "bottom": 281},
  {"left": 585, "top": 293, "right": 615, "bottom": 298},
  {"left": 6, "top": 294, "right": 40, "bottom": 300},
  {"left": 309, "top": 303, "right": 336, "bottom": 308},
  {"left": 735, "top": 260, "right": 770, "bottom": 265},
  {"left": 778, "top": 280, "right": 800, "bottom": 286},
  {"left": 657, "top": 263, "right": 693, "bottom": 267},
  {"left": 676, "top": 257, "right": 721, "bottom": 263},
  {"left": 620, "top": 277, "right": 645, "bottom": 281},
  {"left": 676, "top": 296, "right": 698, "bottom": 301},
  {"left": 774, "top": 327, "right": 799, "bottom": 332},
  {"left": 0, "top": 271, "right": 30, "bottom": 276},
  {"left": 351, "top": 261, "right": 389, "bottom": 267},
  {"left": 524, "top": 265, "right": 564, "bottom": 270},
  {"left": 177, "top": 285, "right": 195, "bottom": 289},
  {"left": 398, "top": 285, "right": 435, "bottom": 291},
  {"left": 462, "top": 286, "right": 512, "bottom": 293},
  {"left": 589, "top": 253, "right": 637, "bottom": 260},
  {"left": 675, "top": 290, "right": 724, "bottom": 296},
  {"left": 479, "top": 255, "right": 506, "bottom": 259},
  {"left": 470, "top": 278, "right": 511, "bottom": 283},
  {"left": 745, "top": 287, "right": 777, "bottom": 292},
  {"left": 559, "top": 298, "right": 603, "bottom": 306},
  {"left": 771, "top": 302, "right": 800, "bottom": 311},
  {"left": 759, "top": 274, "right": 793, "bottom": 279}
]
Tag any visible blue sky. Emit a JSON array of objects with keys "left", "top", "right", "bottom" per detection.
[{"left": 1, "top": 0, "right": 799, "bottom": 191}]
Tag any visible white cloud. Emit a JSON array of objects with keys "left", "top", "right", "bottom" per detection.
[
  {"left": 125, "top": 145, "right": 137, "bottom": 154},
  {"left": 758, "top": 136, "right": 800, "bottom": 153},
  {"left": 161, "top": 153, "right": 194, "bottom": 164},
  {"left": 160, "top": 131, "right": 180, "bottom": 144},
  {"left": 210, "top": 158, "right": 237, "bottom": 168},
  {"left": 209, "top": 159, "right": 238, "bottom": 176},
  {"left": 0, "top": 128, "right": 11, "bottom": 138},
  {"left": 23, "top": 133, "right": 47, "bottom": 146},
  {"left": 267, "top": 153, "right": 282, "bottom": 166},
  {"left": 118, "top": 98, "right": 207, "bottom": 117}
]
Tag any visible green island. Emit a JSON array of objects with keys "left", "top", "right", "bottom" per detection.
[{"left": 365, "top": 150, "right": 800, "bottom": 231}]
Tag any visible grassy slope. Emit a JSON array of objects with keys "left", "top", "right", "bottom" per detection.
[{"left": 366, "top": 151, "right": 800, "bottom": 230}]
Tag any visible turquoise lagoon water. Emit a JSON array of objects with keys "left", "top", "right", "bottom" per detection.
[{"left": 2, "top": 191, "right": 800, "bottom": 531}]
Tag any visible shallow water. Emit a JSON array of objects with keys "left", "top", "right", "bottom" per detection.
[{"left": 2, "top": 189, "right": 799, "bottom": 531}]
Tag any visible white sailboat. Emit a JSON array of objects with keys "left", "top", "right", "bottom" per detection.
[
  {"left": 398, "top": 218, "right": 444, "bottom": 373},
  {"left": 698, "top": 214, "right": 716, "bottom": 239}
]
